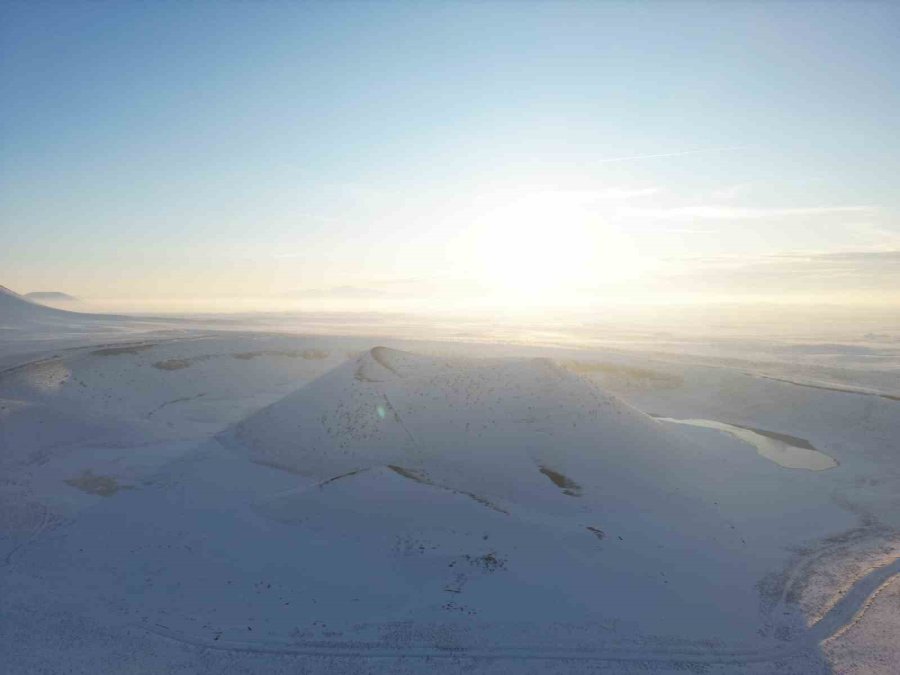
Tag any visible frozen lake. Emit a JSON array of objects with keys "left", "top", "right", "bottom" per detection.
[{"left": 655, "top": 417, "right": 838, "bottom": 471}]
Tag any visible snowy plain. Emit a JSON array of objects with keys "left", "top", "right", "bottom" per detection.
[{"left": 1, "top": 285, "right": 899, "bottom": 674}]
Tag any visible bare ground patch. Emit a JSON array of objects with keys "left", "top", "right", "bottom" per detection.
[
  {"left": 152, "top": 355, "right": 211, "bottom": 371},
  {"left": 92, "top": 343, "right": 156, "bottom": 356},
  {"left": 64, "top": 470, "right": 130, "bottom": 497},
  {"left": 564, "top": 361, "right": 684, "bottom": 389},
  {"left": 232, "top": 349, "right": 329, "bottom": 361},
  {"left": 586, "top": 526, "right": 606, "bottom": 540},
  {"left": 538, "top": 465, "right": 582, "bottom": 497},
  {"left": 387, "top": 465, "right": 509, "bottom": 514}
]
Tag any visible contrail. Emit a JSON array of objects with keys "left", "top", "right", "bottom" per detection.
[{"left": 595, "top": 146, "right": 747, "bottom": 164}]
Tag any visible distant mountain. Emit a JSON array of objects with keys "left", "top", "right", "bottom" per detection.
[
  {"left": 0, "top": 284, "right": 87, "bottom": 323},
  {"left": 1, "top": 284, "right": 63, "bottom": 316},
  {"left": 25, "top": 291, "right": 78, "bottom": 303},
  {"left": 2, "top": 284, "right": 169, "bottom": 329}
]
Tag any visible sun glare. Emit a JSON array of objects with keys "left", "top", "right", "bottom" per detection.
[{"left": 472, "top": 190, "right": 648, "bottom": 306}]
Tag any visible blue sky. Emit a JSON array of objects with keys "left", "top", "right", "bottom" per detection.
[{"left": 2, "top": 1, "right": 898, "bottom": 309}]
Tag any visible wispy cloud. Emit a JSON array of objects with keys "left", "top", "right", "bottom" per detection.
[
  {"left": 662, "top": 228, "right": 719, "bottom": 234},
  {"left": 594, "top": 146, "right": 748, "bottom": 165},
  {"left": 522, "top": 187, "right": 659, "bottom": 204},
  {"left": 772, "top": 250, "right": 900, "bottom": 264},
  {"left": 848, "top": 222, "right": 900, "bottom": 247},
  {"left": 284, "top": 286, "right": 388, "bottom": 299},
  {"left": 585, "top": 187, "right": 660, "bottom": 200},
  {"left": 620, "top": 205, "right": 878, "bottom": 220},
  {"left": 660, "top": 248, "right": 900, "bottom": 293},
  {"left": 708, "top": 183, "right": 753, "bottom": 201}
]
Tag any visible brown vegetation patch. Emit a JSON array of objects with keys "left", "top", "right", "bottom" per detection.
[
  {"left": 92, "top": 344, "right": 155, "bottom": 356},
  {"left": 318, "top": 468, "right": 365, "bottom": 488},
  {"left": 464, "top": 552, "right": 507, "bottom": 572},
  {"left": 586, "top": 526, "right": 606, "bottom": 540},
  {"left": 233, "top": 349, "right": 329, "bottom": 361},
  {"left": 152, "top": 355, "right": 211, "bottom": 370},
  {"left": 564, "top": 361, "right": 684, "bottom": 388},
  {"left": 538, "top": 465, "right": 583, "bottom": 497},
  {"left": 387, "top": 465, "right": 509, "bottom": 514},
  {"left": 153, "top": 359, "right": 192, "bottom": 371},
  {"left": 64, "top": 470, "right": 129, "bottom": 497},
  {"left": 387, "top": 464, "right": 427, "bottom": 483}
]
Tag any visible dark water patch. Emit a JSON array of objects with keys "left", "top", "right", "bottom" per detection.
[
  {"left": 654, "top": 416, "right": 837, "bottom": 471},
  {"left": 730, "top": 423, "right": 817, "bottom": 451}
]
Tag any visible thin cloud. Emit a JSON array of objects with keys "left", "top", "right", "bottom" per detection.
[
  {"left": 660, "top": 248, "right": 900, "bottom": 292},
  {"left": 708, "top": 183, "right": 753, "bottom": 201},
  {"left": 771, "top": 250, "right": 900, "bottom": 263},
  {"left": 574, "top": 252, "right": 900, "bottom": 303},
  {"left": 667, "top": 249, "right": 900, "bottom": 265},
  {"left": 285, "top": 286, "right": 389, "bottom": 299},
  {"left": 594, "top": 146, "right": 748, "bottom": 165},
  {"left": 621, "top": 205, "right": 877, "bottom": 220},
  {"left": 521, "top": 187, "right": 659, "bottom": 204},
  {"left": 664, "top": 228, "right": 719, "bottom": 234}
]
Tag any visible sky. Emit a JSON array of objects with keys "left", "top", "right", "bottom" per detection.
[{"left": 1, "top": 0, "right": 899, "bottom": 313}]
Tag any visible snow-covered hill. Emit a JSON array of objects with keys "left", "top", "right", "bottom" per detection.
[
  {"left": 24, "top": 291, "right": 79, "bottom": 305},
  {"left": 0, "top": 284, "right": 65, "bottom": 317},
  {"left": 235, "top": 347, "right": 726, "bottom": 528},
  {"left": 2, "top": 336, "right": 897, "bottom": 673},
  {"left": 223, "top": 347, "right": 852, "bottom": 648}
]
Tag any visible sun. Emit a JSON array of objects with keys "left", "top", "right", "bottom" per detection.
[{"left": 471, "top": 190, "right": 644, "bottom": 306}]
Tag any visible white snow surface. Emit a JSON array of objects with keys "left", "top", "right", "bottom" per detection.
[{"left": 1, "top": 300, "right": 899, "bottom": 673}]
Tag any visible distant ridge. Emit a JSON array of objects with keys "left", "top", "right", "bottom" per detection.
[
  {"left": 0, "top": 284, "right": 101, "bottom": 322},
  {"left": 1, "top": 284, "right": 67, "bottom": 317},
  {"left": 25, "top": 291, "right": 78, "bottom": 303},
  {"left": 0, "top": 284, "right": 172, "bottom": 329},
  {"left": 1, "top": 284, "right": 39, "bottom": 305}
]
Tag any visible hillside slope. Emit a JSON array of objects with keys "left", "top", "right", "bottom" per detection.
[
  {"left": 24, "top": 291, "right": 78, "bottom": 304},
  {"left": 0, "top": 284, "right": 62, "bottom": 316},
  {"left": 236, "top": 347, "right": 722, "bottom": 521},
  {"left": 224, "top": 347, "right": 842, "bottom": 645}
]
